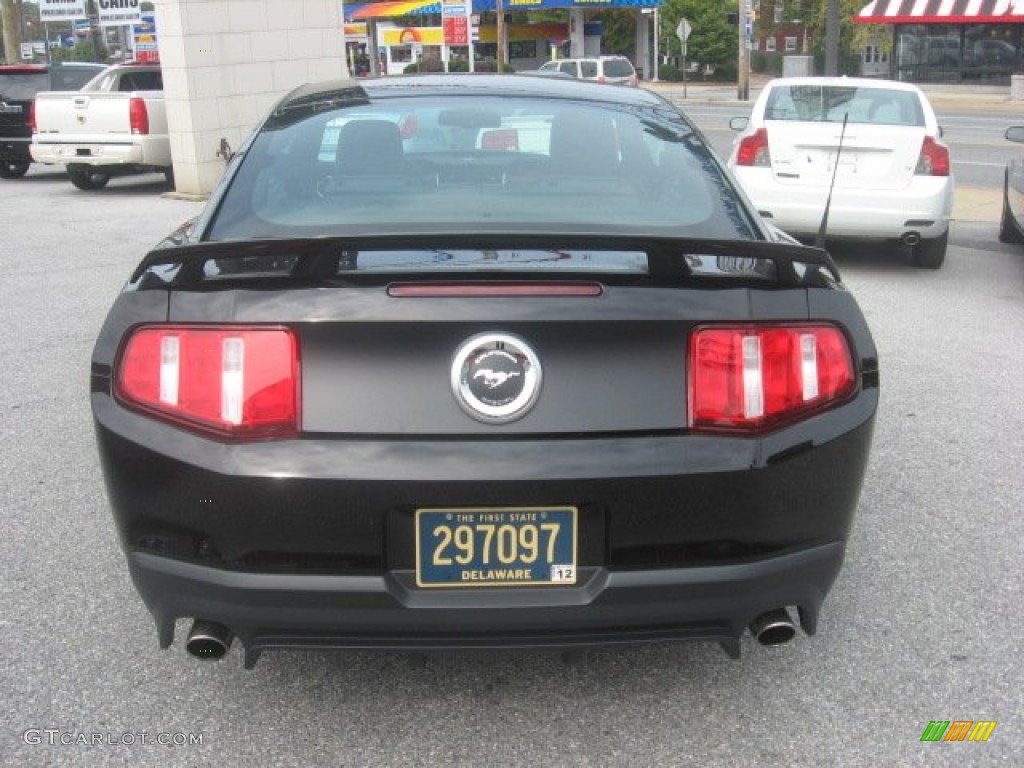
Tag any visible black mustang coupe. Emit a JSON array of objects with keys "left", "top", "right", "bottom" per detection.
[{"left": 91, "top": 75, "right": 878, "bottom": 668}]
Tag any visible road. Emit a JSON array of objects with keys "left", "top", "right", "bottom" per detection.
[{"left": 2, "top": 149, "right": 1022, "bottom": 766}]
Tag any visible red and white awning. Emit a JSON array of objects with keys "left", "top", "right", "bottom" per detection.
[{"left": 855, "top": 0, "right": 1024, "bottom": 24}]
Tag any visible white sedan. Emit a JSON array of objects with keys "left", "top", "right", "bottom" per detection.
[{"left": 727, "top": 77, "right": 954, "bottom": 269}]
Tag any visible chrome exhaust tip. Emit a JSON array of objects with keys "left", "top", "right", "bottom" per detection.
[
  {"left": 900, "top": 231, "right": 921, "bottom": 247},
  {"left": 749, "top": 608, "right": 797, "bottom": 646},
  {"left": 186, "top": 620, "right": 233, "bottom": 660}
]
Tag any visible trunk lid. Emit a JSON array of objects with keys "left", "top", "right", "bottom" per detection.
[{"left": 765, "top": 121, "right": 925, "bottom": 191}]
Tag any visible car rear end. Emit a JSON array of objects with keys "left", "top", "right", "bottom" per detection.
[
  {"left": 729, "top": 78, "right": 953, "bottom": 245},
  {"left": 0, "top": 63, "right": 105, "bottom": 177},
  {"left": 0, "top": 66, "right": 48, "bottom": 177},
  {"left": 91, "top": 76, "right": 877, "bottom": 667},
  {"left": 598, "top": 56, "right": 638, "bottom": 86}
]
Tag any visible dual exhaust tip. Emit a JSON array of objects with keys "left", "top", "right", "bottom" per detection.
[{"left": 185, "top": 610, "right": 798, "bottom": 660}]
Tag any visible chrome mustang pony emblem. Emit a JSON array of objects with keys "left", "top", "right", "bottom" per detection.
[{"left": 451, "top": 333, "right": 542, "bottom": 424}]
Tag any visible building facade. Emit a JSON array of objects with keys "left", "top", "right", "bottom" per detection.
[{"left": 855, "top": 0, "right": 1024, "bottom": 84}]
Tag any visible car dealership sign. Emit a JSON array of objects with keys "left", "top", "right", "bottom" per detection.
[
  {"left": 98, "top": 0, "right": 143, "bottom": 27},
  {"left": 39, "top": 0, "right": 88, "bottom": 22}
]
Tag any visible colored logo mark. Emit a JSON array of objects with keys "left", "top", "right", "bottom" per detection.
[{"left": 920, "top": 721, "right": 997, "bottom": 742}]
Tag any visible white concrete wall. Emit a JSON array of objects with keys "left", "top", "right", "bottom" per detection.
[{"left": 155, "top": 0, "right": 347, "bottom": 197}]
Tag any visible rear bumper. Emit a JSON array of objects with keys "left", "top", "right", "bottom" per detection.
[
  {"left": 735, "top": 168, "right": 953, "bottom": 240},
  {"left": 128, "top": 541, "right": 846, "bottom": 666},
  {"left": 30, "top": 137, "right": 169, "bottom": 168},
  {"left": 94, "top": 381, "right": 876, "bottom": 664},
  {"left": 0, "top": 137, "right": 31, "bottom": 160}
]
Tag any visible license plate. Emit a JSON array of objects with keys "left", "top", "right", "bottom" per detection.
[{"left": 415, "top": 506, "right": 577, "bottom": 588}]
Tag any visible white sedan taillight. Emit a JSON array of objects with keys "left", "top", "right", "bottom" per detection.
[
  {"left": 116, "top": 326, "right": 299, "bottom": 438},
  {"left": 914, "top": 136, "right": 950, "bottom": 176},
  {"left": 689, "top": 325, "right": 856, "bottom": 433},
  {"left": 734, "top": 128, "right": 771, "bottom": 167}
]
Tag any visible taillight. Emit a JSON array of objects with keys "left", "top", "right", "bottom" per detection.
[
  {"left": 915, "top": 136, "right": 950, "bottom": 176},
  {"left": 129, "top": 97, "right": 149, "bottom": 135},
  {"left": 735, "top": 128, "right": 771, "bottom": 167},
  {"left": 116, "top": 326, "right": 299, "bottom": 439},
  {"left": 689, "top": 325, "right": 855, "bottom": 433},
  {"left": 29, "top": 99, "right": 37, "bottom": 134}
]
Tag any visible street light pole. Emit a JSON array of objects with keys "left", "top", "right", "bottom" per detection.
[{"left": 652, "top": 8, "right": 659, "bottom": 82}]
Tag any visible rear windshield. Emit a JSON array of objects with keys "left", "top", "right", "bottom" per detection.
[
  {"left": 207, "top": 94, "right": 757, "bottom": 241},
  {"left": 764, "top": 85, "right": 925, "bottom": 126},
  {"left": 0, "top": 72, "right": 47, "bottom": 101},
  {"left": 50, "top": 66, "right": 105, "bottom": 90},
  {"left": 602, "top": 59, "right": 635, "bottom": 78}
]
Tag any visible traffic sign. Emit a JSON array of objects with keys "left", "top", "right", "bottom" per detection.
[{"left": 676, "top": 18, "right": 692, "bottom": 43}]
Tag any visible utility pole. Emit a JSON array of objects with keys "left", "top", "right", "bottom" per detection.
[
  {"left": 824, "top": 0, "right": 840, "bottom": 75},
  {"left": 737, "top": 0, "right": 750, "bottom": 101},
  {"left": 496, "top": 0, "right": 505, "bottom": 73}
]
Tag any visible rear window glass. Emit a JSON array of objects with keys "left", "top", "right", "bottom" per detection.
[
  {"left": 50, "top": 66, "right": 105, "bottom": 90},
  {"left": 118, "top": 70, "right": 163, "bottom": 91},
  {"left": 207, "top": 94, "right": 757, "bottom": 242},
  {"left": 580, "top": 61, "right": 598, "bottom": 78},
  {"left": 0, "top": 72, "right": 47, "bottom": 101},
  {"left": 602, "top": 59, "right": 635, "bottom": 78},
  {"left": 764, "top": 85, "right": 925, "bottom": 126},
  {"left": 558, "top": 62, "right": 576, "bottom": 76}
]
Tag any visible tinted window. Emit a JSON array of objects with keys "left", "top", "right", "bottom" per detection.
[
  {"left": 580, "top": 61, "right": 598, "bottom": 78},
  {"left": 602, "top": 59, "right": 635, "bottom": 78},
  {"left": 208, "top": 95, "right": 757, "bottom": 242},
  {"left": 118, "top": 71, "right": 163, "bottom": 91},
  {"left": 0, "top": 72, "right": 48, "bottom": 101},
  {"left": 558, "top": 62, "right": 577, "bottom": 76},
  {"left": 50, "top": 65, "right": 105, "bottom": 90},
  {"left": 764, "top": 85, "right": 925, "bottom": 126}
]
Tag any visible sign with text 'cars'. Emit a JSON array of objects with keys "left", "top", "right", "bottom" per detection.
[
  {"left": 40, "top": 0, "right": 88, "bottom": 22},
  {"left": 98, "top": 0, "right": 143, "bottom": 27}
]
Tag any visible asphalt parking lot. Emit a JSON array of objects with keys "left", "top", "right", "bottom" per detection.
[{"left": 2, "top": 165, "right": 1022, "bottom": 767}]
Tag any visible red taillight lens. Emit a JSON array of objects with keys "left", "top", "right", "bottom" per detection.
[
  {"left": 116, "top": 326, "right": 299, "bottom": 438},
  {"left": 689, "top": 325, "right": 856, "bottom": 432},
  {"left": 735, "top": 128, "right": 771, "bottom": 167},
  {"left": 129, "top": 97, "right": 149, "bottom": 135},
  {"left": 29, "top": 99, "right": 37, "bottom": 134},
  {"left": 915, "top": 136, "right": 950, "bottom": 176}
]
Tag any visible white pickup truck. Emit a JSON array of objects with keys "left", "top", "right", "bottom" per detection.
[{"left": 31, "top": 63, "right": 170, "bottom": 190}]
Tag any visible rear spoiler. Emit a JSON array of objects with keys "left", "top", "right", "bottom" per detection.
[{"left": 130, "top": 234, "right": 841, "bottom": 290}]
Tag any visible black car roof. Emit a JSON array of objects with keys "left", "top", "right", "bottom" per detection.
[{"left": 278, "top": 73, "right": 664, "bottom": 112}]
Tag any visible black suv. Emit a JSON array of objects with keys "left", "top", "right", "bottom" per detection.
[{"left": 0, "top": 62, "right": 106, "bottom": 178}]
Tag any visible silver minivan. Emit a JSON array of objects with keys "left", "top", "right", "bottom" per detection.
[{"left": 538, "top": 56, "right": 638, "bottom": 86}]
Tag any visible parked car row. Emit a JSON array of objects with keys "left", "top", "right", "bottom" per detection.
[
  {"left": 7, "top": 67, "right": 1019, "bottom": 268},
  {"left": 0, "top": 62, "right": 106, "bottom": 178},
  {"left": 0, "top": 61, "right": 170, "bottom": 190}
]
